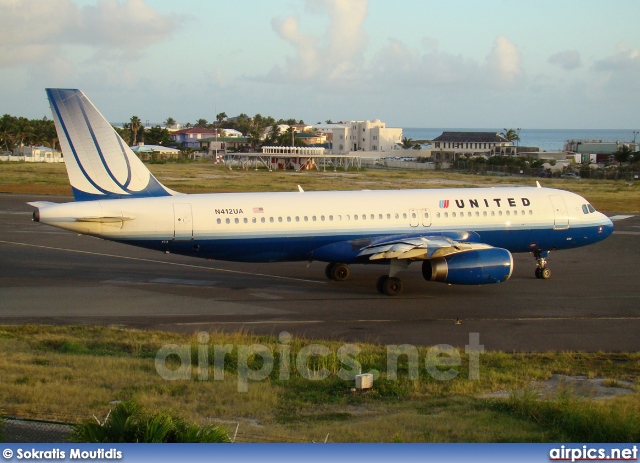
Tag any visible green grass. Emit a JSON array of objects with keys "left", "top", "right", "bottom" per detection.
[
  {"left": 1, "top": 162, "right": 639, "bottom": 211},
  {"left": 0, "top": 325, "right": 638, "bottom": 442}
]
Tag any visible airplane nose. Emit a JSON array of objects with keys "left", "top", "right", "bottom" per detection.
[{"left": 601, "top": 214, "right": 614, "bottom": 237}]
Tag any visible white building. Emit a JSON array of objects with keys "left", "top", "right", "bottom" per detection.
[
  {"left": 7, "top": 146, "right": 64, "bottom": 163},
  {"left": 313, "top": 120, "right": 402, "bottom": 154}
]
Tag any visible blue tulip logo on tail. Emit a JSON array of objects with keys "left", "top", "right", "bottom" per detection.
[{"left": 46, "top": 88, "right": 178, "bottom": 201}]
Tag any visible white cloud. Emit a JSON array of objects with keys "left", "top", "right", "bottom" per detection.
[
  {"left": 484, "top": 35, "right": 523, "bottom": 87},
  {"left": 0, "top": 0, "right": 181, "bottom": 68},
  {"left": 548, "top": 50, "right": 581, "bottom": 71},
  {"left": 267, "top": 0, "right": 368, "bottom": 85},
  {"left": 588, "top": 42, "right": 640, "bottom": 102}
]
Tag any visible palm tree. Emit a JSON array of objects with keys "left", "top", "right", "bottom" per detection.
[
  {"left": 500, "top": 128, "right": 520, "bottom": 144},
  {"left": 164, "top": 117, "right": 176, "bottom": 128},
  {"left": 195, "top": 119, "right": 208, "bottom": 128},
  {"left": 129, "top": 116, "right": 142, "bottom": 146}
]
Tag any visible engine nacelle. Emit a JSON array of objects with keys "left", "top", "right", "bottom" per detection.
[{"left": 422, "top": 248, "right": 513, "bottom": 285}]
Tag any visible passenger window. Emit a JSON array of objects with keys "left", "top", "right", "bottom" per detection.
[
  {"left": 529, "top": 210, "right": 533, "bottom": 215},
  {"left": 521, "top": 210, "right": 525, "bottom": 216},
  {"left": 217, "top": 218, "right": 221, "bottom": 224},
  {"left": 321, "top": 215, "right": 325, "bottom": 221},
  {"left": 395, "top": 213, "right": 399, "bottom": 219},
  {"left": 287, "top": 217, "right": 291, "bottom": 222},
  {"left": 378, "top": 214, "right": 383, "bottom": 220},
  {"left": 513, "top": 211, "right": 517, "bottom": 216},
  {"left": 235, "top": 218, "right": 239, "bottom": 224},
  {"left": 252, "top": 217, "right": 256, "bottom": 223},
  {"left": 467, "top": 212, "right": 471, "bottom": 217},
  {"left": 403, "top": 213, "right": 407, "bottom": 219},
  {"left": 483, "top": 211, "right": 487, "bottom": 217},
  {"left": 226, "top": 218, "right": 230, "bottom": 224},
  {"left": 387, "top": 214, "right": 391, "bottom": 219},
  {"left": 452, "top": 212, "right": 456, "bottom": 218},
  {"left": 244, "top": 218, "right": 248, "bottom": 223},
  {"left": 329, "top": 215, "right": 333, "bottom": 221},
  {"left": 278, "top": 217, "right": 282, "bottom": 223},
  {"left": 362, "top": 214, "right": 366, "bottom": 220},
  {"left": 499, "top": 211, "right": 503, "bottom": 216},
  {"left": 295, "top": 216, "right": 300, "bottom": 222},
  {"left": 304, "top": 216, "right": 308, "bottom": 222},
  {"left": 261, "top": 217, "right": 265, "bottom": 223},
  {"left": 436, "top": 212, "right": 441, "bottom": 218},
  {"left": 475, "top": 212, "right": 479, "bottom": 217},
  {"left": 312, "top": 216, "right": 317, "bottom": 221},
  {"left": 506, "top": 211, "right": 510, "bottom": 216},
  {"left": 270, "top": 217, "right": 274, "bottom": 223},
  {"left": 354, "top": 215, "right": 358, "bottom": 221},
  {"left": 346, "top": 215, "right": 350, "bottom": 221},
  {"left": 491, "top": 211, "right": 495, "bottom": 216},
  {"left": 371, "top": 214, "right": 375, "bottom": 220},
  {"left": 337, "top": 215, "right": 342, "bottom": 221},
  {"left": 444, "top": 212, "right": 449, "bottom": 218}
]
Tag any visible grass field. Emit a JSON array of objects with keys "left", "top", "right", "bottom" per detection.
[
  {"left": 1, "top": 162, "right": 639, "bottom": 442},
  {"left": 1, "top": 161, "right": 639, "bottom": 212},
  {"left": 0, "top": 326, "right": 639, "bottom": 443}
]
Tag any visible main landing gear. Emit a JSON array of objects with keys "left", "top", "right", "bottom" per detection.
[
  {"left": 533, "top": 250, "right": 552, "bottom": 279},
  {"left": 325, "top": 262, "right": 350, "bottom": 281},
  {"left": 376, "top": 260, "right": 409, "bottom": 296},
  {"left": 324, "top": 261, "right": 407, "bottom": 296}
]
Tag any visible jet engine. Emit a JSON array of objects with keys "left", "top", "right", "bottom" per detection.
[{"left": 422, "top": 248, "right": 513, "bottom": 285}]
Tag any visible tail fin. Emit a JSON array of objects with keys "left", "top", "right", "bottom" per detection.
[{"left": 46, "top": 88, "right": 179, "bottom": 201}]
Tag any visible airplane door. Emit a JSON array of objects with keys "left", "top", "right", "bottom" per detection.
[
  {"left": 409, "top": 208, "right": 419, "bottom": 227},
  {"left": 549, "top": 195, "right": 569, "bottom": 230},
  {"left": 421, "top": 208, "right": 431, "bottom": 227},
  {"left": 173, "top": 203, "right": 193, "bottom": 240}
]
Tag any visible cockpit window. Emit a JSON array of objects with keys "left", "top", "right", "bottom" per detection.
[
  {"left": 587, "top": 204, "right": 596, "bottom": 213},
  {"left": 582, "top": 205, "right": 589, "bottom": 214}
]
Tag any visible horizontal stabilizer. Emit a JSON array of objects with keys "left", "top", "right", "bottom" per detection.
[
  {"left": 27, "top": 201, "right": 57, "bottom": 209},
  {"left": 74, "top": 216, "right": 135, "bottom": 223}
]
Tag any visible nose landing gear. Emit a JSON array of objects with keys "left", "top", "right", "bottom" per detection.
[{"left": 533, "top": 250, "right": 551, "bottom": 279}]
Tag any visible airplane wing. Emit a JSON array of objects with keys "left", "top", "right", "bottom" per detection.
[{"left": 357, "top": 235, "right": 493, "bottom": 261}]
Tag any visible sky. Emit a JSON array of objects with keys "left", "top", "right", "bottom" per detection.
[{"left": 1, "top": 0, "right": 639, "bottom": 129}]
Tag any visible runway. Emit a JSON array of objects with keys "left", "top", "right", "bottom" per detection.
[{"left": 1, "top": 193, "right": 639, "bottom": 351}]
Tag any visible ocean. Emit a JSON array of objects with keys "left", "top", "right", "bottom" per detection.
[{"left": 402, "top": 128, "right": 638, "bottom": 152}]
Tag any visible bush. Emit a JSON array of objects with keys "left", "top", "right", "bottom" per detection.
[
  {"left": 72, "top": 401, "right": 231, "bottom": 443},
  {"left": 0, "top": 416, "right": 4, "bottom": 442}
]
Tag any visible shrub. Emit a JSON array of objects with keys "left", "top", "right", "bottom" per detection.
[{"left": 72, "top": 401, "right": 231, "bottom": 443}]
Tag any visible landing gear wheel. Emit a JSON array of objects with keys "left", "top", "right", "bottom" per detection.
[
  {"left": 533, "top": 250, "right": 551, "bottom": 280},
  {"left": 382, "top": 277, "right": 403, "bottom": 296},
  {"left": 330, "top": 263, "right": 350, "bottom": 281},
  {"left": 325, "top": 263, "right": 336, "bottom": 280},
  {"left": 376, "top": 275, "right": 388, "bottom": 294}
]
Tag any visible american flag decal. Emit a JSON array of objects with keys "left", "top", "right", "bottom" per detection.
[
  {"left": 439, "top": 200, "right": 449, "bottom": 209},
  {"left": 253, "top": 207, "right": 264, "bottom": 213}
]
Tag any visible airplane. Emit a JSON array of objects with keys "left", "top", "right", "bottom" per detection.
[{"left": 30, "top": 88, "right": 614, "bottom": 296}]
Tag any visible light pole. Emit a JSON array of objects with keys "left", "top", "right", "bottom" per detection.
[
  {"left": 633, "top": 130, "right": 639, "bottom": 143},
  {"left": 516, "top": 127, "right": 521, "bottom": 154}
]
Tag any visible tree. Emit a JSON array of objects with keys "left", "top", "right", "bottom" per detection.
[
  {"left": 216, "top": 112, "right": 227, "bottom": 123},
  {"left": 195, "top": 118, "right": 208, "bottom": 128},
  {"left": 145, "top": 126, "right": 172, "bottom": 146},
  {"left": 500, "top": 128, "right": 520, "bottom": 144},
  {"left": 615, "top": 145, "right": 633, "bottom": 163},
  {"left": 164, "top": 117, "right": 176, "bottom": 128},
  {"left": 129, "top": 116, "right": 142, "bottom": 146}
]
